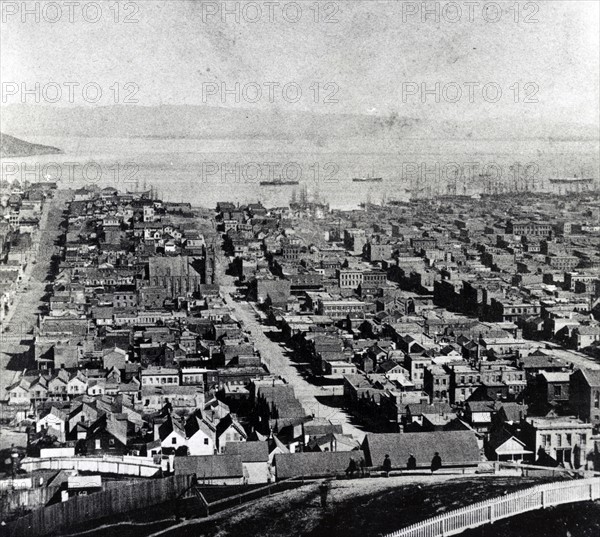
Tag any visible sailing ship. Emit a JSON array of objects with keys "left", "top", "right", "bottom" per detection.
[
  {"left": 352, "top": 167, "right": 383, "bottom": 182},
  {"left": 259, "top": 178, "right": 300, "bottom": 186}
]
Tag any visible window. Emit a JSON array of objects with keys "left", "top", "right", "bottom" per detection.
[
  {"left": 95, "top": 439, "right": 101, "bottom": 450},
  {"left": 556, "top": 434, "right": 562, "bottom": 447},
  {"left": 204, "top": 438, "right": 209, "bottom": 445},
  {"left": 554, "top": 385, "right": 562, "bottom": 398},
  {"left": 566, "top": 434, "right": 572, "bottom": 446},
  {"left": 109, "top": 439, "right": 115, "bottom": 446},
  {"left": 594, "top": 391, "right": 600, "bottom": 409},
  {"left": 172, "top": 437, "right": 177, "bottom": 445}
]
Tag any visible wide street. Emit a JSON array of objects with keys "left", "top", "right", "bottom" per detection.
[
  {"left": 0, "top": 190, "right": 69, "bottom": 398},
  {"left": 215, "top": 254, "right": 365, "bottom": 441},
  {"left": 538, "top": 341, "right": 600, "bottom": 371}
]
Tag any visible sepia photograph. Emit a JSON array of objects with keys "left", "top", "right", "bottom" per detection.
[{"left": 0, "top": 1, "right": 599, "bottom": 535}]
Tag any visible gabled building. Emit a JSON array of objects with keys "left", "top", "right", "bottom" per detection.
[{"left": 570, "top": 368, "right": 600, "bottom": 425}]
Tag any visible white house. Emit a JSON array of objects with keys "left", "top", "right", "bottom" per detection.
[
  {"left": 157, "top": 415, "right": 187, "bottom": 453},
  {"left": 36, "top": 407, "right": 68, "bottom": 441},
  {"left": 6, "top": 378, "right": 31, "bottom": 405},
  {"left": 87, "top": 379, "right": 106, "bottom": 396},
  {"left": 216, "top": 414, "right": 247, "bottom": 453},
  {"left": 67, "top": 372, "right": 88, "bottom": 397},
  {"left": 185, "top": 412, "right": 216, "bottom": 455}
]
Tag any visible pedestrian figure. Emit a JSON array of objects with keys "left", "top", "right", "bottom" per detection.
[
  {"left": 431, "top": 452, "right": 442, "bottom": 473},
  {"left": 346, "top": 457, "right": 357, "bottom": 478},
  {"left": 359, "top": 457, "right": 366, "bottom": 477},
  {"left": 407, "top": 453, "right": 417, "bottom": 470},
  {"left": 383, "top": 454, "right": 392, "bottom": 477},
  {"left": 319, "top": 481, "right": 330, "bottom": 508}
]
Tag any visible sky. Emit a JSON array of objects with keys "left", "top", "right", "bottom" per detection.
[{"left": 1, "top": 0, "right": 599, "bottom": 125}]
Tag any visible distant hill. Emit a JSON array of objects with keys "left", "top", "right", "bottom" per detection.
[
  {"left": 0, "top": 132, "right": 62, "bottom": 158},
  {"left": 2, "top": 105, "right": 597, "bottom": 142}
]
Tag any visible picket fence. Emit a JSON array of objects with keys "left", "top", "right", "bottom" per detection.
[{"left": 384, "top": 477, "right": 600, "bottom": 537}]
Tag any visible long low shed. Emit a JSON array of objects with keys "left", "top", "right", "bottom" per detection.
[
  {"left": 274, "top": 450, "right": 365, "bottom": 479},
  {"left": 362, "top": 431, "right": 481, "bottom": 469}
]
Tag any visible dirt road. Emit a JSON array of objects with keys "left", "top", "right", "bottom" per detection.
[{"left": 215, "top": 255, "right": 365, "bottom": 441}]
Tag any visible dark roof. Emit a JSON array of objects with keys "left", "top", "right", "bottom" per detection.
[
  {"left": 362, "top": 431, "right": 480, "bottom": 467},
  {"left": 158, "top": 415, "right": 185, "bottom": 440},
  {"left": 274, "top": 451, "right": 364, "bottom": 479},
  {"left": 497, "top": 403, "right": 528, "bottom": 423},
  {"left": 174, "top": 455, "right": 243, "bottom": 478},
  {"left": 215, "top": 414, "right": 246, "bottom": 439},
  {"left": 224, "top": 441, "right": 269, "bottom": 462},
  {"left": 407, "top": 402, "right": 453, "bottom": 416},
  {"left": 304, "top": 420, "right": 344, "bottom": 437}
]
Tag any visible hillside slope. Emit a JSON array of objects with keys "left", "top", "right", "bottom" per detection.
[{"left": 0, "top": 132, "right": 62, "bottom": 158}]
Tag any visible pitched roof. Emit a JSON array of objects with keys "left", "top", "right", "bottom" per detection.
[
  {"left": 224, "top": 441, "right": 269, "bottom": 462},
  {"left": 158, "top": 415, "right": 185, "bottom": 440},
  {"left": 216, "top": 414, "right": 247, "bottom": 439},
  {"left": 363, "top": 431, "right": 480, "bottom": 467},
  {"left": 496, "top": 403, "right": 528, "bottom": 423},
  {"left": 579, "top": 368, "right": 600, "bottom": 387},
  {"left": 105, "top": 417, "right": 128, "bottom": 446},
  {"left": 407, "top": 402, "right": 453, "bottom": 416},
  {"left": 539, "top": 371, "right": 570, "bottom": 383},
  {"left": 304, "top": 420, "right": 344, "bottom": 437},
  {"left": 174, "top": 455, "right": 243, "bottom": 478},
  {"left": 274, "top": 451, "right": 365, "bottom": 479},
  {"left": 185, "top": 412, "right": 216, "bottom": 438}
]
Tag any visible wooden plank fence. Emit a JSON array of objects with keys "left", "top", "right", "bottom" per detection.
[
  {"left": 19, "top": 455, "right": 161, "bottom": 477},
  {"left": 384, "top": 477, "right": 600, "bottom": 537},
  {"left": 5, "top": 475, "right": 192, "bottom": 537}
]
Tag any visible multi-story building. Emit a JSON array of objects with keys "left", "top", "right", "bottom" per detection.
[
  {"left": 338, "top": 269, "right": 363, "bottom": 289},
  {"left": 317, "top": 299, "right": 366, "bottom": 319},
  {"left": 521, "top": 416, "right": 593, "bottom": 468},
  {"left": 363, "top": 270, "right": 387, "bottom": 288},
  {"left": 141, "top": 367, "right": 180, "bottom": 387},
  {"left": 424, "top": 365, "right": 450, "bottom": 403},
  {"left": 449, "top": 364, "right": 481, "bottom": 404},
  {"left": 404, "top": 354, "right": 433, "bottom": 391},
  {"left": 489, "top": 298, "right": 540, "bottom": 323},
  {"left": 570, "top": 369, "right": 600, "bottom": 425},
  {"left": 507, "top": 220, "right": 553, "bottom": 237},
  {"left": 546, "top": 255, "right": 579, "bottom": 271}
]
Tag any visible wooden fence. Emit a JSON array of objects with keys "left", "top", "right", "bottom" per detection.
[
  {"left": 0, "top": 486, "right": 60, "bottom": 518},
  {"left": 190, "top": 476, "right": 305, "bottom": 516},
  {"left": 19, "top": 455, "right": 161, "bottom": 477},
  {"left": 384, "top": 477, "right": 600, "bottom": 537},
  {"left": 5, "top": 475, "right": 192, "bottom": 537}
]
